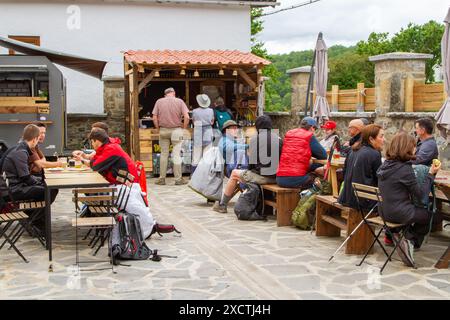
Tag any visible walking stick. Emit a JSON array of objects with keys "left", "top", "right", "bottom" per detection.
[{"left": 328, "top": 203, "right": 378, "bottom": 262}]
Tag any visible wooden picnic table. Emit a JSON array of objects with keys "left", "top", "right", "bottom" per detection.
[
  {"left": 44, "top": 168, "right": 109, "bottom": 270},
  {"left": 434, "top": 170, "right": 450, "bottom": 269},
  {"left": 312, "top": 157, "right": 346, "bottom": 198}
]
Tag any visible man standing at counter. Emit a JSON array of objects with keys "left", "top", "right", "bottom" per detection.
[{"left": 152, "top": 87, "right": 190, "bottom": 185}]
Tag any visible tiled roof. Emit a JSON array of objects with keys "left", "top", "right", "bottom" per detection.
[{"left": 124, "top": 50, "right": 271, "bottom": 66}]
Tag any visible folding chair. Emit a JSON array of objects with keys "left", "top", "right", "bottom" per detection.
[
  {"left": 72, "top": 170, "right": 134, "bottom": 258},
  {"left": 72, "top": 187, "right": 117, "bottom": 272},
  {"left": 352, "top": 183, "right": 414, "bottom": 274},
  {"left": 0, "top": 173, "right": 46, "bottom": 257}
]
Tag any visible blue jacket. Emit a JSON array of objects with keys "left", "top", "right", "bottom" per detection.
[{"left": 219, "top": 134, "right": 248, "bottom": 177}]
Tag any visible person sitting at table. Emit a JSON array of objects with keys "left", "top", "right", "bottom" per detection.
[
  {"left": 79, "top": 128, "right": 138, "bottom": 185},
  {"left": 340, "top": 119, "right": 365, "bottom": 157},
  {"left": 276, "top": 117, "right": 327, "bottom": 189},
  {"left": 29, "top": 123, "right": 63, "bottom": 175},
  {"left": 377, "top": 132, "right": 441, "bottom": 267},
  {"left": 213, "top": 115, "right": 282, "bottom": 213},
  {"left": 72, "top": 122, "right": 121, "bottom": 161},
  {"left": 338, "top": 124, "right": 384, "bottom": 210},
  {"left": 218, "top": 120, "right": 249, "bottom": 179},
  {"left": 412, "top": 118, "right": 439, "bottom": 166},
  {"left": 319, "top": 120, "right": 339, "bottom": 151},
  {"left": 1, "top": 124, "right": 58, "bottom": 236}
]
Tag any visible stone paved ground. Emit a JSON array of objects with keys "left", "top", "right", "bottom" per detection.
[{"left": 1, "top": 177, "right": 449, "bottom": 300}]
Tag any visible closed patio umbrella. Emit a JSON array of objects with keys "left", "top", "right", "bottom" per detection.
[
  {"left": 312, "top": 33, "right": 331, "bottom": 125},
  {"left": 436, "top": 8, "right": 450, "bottom": 140}
]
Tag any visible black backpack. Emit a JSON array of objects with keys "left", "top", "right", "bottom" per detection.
[
  {"left": 110, "top": 212, "right": 153, "bottom": 264},
  {"left": 234, "top": 183, "right": 266, "bottom": 221}
]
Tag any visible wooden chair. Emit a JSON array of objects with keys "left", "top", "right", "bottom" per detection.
[
  {"left": 0, "top": 172, "right": 46, "bottom": 255},
  {"left": 352, "top": 183, "right": 414, "bottom": 274}
]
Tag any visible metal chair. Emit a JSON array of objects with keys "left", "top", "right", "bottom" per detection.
[
  {"left": 352, "top": 183, "right": 414, "bottom": 274},
  {"left": 72, "top": 187, "right": 117, "bottom": 272}
]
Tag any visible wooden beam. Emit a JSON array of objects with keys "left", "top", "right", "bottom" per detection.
[
  {"left": 138, "top": 69, "right": 157, "bottom": 93},
  {"left": 125, "top": 69, "right": 134, "bottom": 76},
  {"left": 237, "top": 69, "right": 256, "bottom": 90},
  {"left": 137, "top": 64, "right": 145, "bottom": 73}
]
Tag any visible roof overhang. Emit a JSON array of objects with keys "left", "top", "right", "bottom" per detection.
[{"left": 0, "top": 36, "right": 107, "bottom": 79}]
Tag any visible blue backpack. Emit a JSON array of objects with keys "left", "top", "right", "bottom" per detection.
[{"left": 215, "top": 109, "right": 233, "bottom": 131}]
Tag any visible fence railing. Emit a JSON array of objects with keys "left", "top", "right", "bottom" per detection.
[
  {"left": 405, "top": 80, "right": 445, "bottom": 112},
  {"left": 324, "top": 83, "right": 375, "bottom": 112},
  {"left": 324, "top": 81, "right": 446, "bottom": 112}
]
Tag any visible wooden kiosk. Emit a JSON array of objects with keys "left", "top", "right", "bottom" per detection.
[{"left": 123, "top": 50, "right": 270, "bottom": 174}]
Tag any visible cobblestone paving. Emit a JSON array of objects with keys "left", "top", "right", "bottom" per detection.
[{"left": 1, "top": 177, "right": 449, "bottom": 300}]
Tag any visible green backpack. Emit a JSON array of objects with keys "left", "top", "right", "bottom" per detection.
[{"left": 291, "top": 179, "right": 332, "bottom": 230}]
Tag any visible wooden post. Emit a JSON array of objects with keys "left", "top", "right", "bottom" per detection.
[
  {"left": 124, "top": 59, "right": 131, "bottom": 155},
  {"left": 357, "top": 82, "right": 365, "bottom": 112},
  {"left": 129, "top": 64, "right": 140, "bottom": 161},
  {"left": 185, "top": 80, "right": 190, "bottom": 107},
  {"left": 331, "top": 85, "right": 339, "bottom": 112},
  {"left": 405, "top": 76, "right": 414, "bottom": 112}
]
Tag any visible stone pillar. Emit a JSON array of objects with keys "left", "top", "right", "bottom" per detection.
[
  {"left": 287, "top": 66, "right": 311, "bottom": 115},
  {"left": 103, "top": 77, "right": 126, "bottom": 146},
  {"left": 369, "top": 52, "right": 433, "bottom": 115}
]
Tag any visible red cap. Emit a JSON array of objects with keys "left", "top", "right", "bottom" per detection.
[{"left": 321, "top": 120, "right": 337, "bottom": 130}]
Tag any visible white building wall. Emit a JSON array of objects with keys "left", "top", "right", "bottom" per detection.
[{"left": 0, "top": 2, "right": 251, "bottom": 113}]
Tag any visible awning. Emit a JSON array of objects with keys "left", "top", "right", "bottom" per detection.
[
  {"left": 0, "top": 36, "right": 107, "bottom": 79},
  {"left": 124, "top": 49, "right": 271, "bottom": 66}
]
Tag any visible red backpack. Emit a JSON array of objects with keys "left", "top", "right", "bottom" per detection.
[{"left": 135, "top": 161, "right": 148, "bottom": 206}]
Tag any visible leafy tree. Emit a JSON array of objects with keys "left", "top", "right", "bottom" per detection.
[
  {"left": 357, "top": 21, "right": 444, "bottom": 82},
  {"left": 328, "top": 52, "right": 374, "bottom": 89}
]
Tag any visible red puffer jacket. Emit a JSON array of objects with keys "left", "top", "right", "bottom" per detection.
[
  {"left": 276, "top": 128, "right": 313, "bottom": 177},
  {"left": 91, "top": 142, "right": 138, "bottom": 184}
]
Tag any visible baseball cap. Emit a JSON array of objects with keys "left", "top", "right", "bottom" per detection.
[
  {"left": 321, "top": 120, "right": 337, "bottom": 130},
  {"left": 222, "top": 120, "right": 239, "bottom": 131},
  {"left": 301, "top": 116, "right": 318, "bottom": 129}
]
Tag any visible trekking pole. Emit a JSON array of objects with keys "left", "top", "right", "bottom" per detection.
[{"left": 328, "top": 205, "right": 377, "bottom": 262}]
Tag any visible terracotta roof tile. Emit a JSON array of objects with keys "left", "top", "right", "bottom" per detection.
[{"left": 124, "top": 50, "right": 271, "bottom": 65}]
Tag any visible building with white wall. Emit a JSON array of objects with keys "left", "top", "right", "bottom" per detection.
[{"left": 0, "top": 0, "right": 277, "bottom": 115}]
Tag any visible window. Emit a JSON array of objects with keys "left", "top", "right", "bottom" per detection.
[{"left": 8, "top": 35, "right": 40, "bottom": 55}]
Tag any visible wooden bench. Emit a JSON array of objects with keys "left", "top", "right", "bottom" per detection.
[
  {"left": 315, "top": 195, "right": 375, "bottom": 255},
  {"left": 261, "top": 184, "right": 300, "bottom": 227}
]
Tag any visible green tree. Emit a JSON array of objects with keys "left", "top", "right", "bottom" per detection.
[
  {"left": 357, "top": 21, "right": 444, "bottom": 82},
  {"left": 250, "top": 8, "right": 283, "bottom": 111},
  {"left": 328, "top": 52, "right": 374, "bottom": 89}
]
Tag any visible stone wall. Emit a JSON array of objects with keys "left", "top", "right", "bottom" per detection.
[
  {"left": 66, "top": 78, "right": 126, "bottom": 150},
  {"left": 268, "top": 52, "right": 450, "bottom": 169}
]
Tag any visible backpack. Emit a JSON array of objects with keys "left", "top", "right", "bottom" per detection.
[
  {"left": 110, "top": 212, "right": 153, "bottom": 264},
  {"left": 214, "top": 109, "right": 233, "bottom": 131},
  {"left": 291, "top": 178, "right": 331, "bottom": 230},
  {"left": 234, "top": 183, "right": 266, "bottom": 221}
]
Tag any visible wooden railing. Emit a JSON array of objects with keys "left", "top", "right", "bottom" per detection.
[
  {"left": 324, "top": 83, "right": 375, "bottom": 112},
  {"left": 405, "top": 79, "right": 445, "bottom": 112}
]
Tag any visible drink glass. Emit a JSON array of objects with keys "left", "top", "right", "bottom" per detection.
[
  {"left": 68, "top": 159, "right": 76, "bottom": 167},
  {"left": 75, "top": 160, "right": 82, "bottom": 169},
  {"left": 333, "top": 152, "right": 341, "bottom": 160},
  {"left": 59, "top": 157, "right": 67, "bottom": 169}
]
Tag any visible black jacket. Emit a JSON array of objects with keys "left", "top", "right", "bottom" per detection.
[
  {"left": 248, "top": 130, "right": 283, "bottom": 177},
  {"left": 338, "top": 144, "right": 382, "bottom": 210},
  {"left": 2, "top": 141, "right": 42, "bottom": 193},
  {"left": 377, "top": 160, "right": 434, "bottom": 224}
]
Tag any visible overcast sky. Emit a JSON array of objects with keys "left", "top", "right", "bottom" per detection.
[{"left": 258, "top": 0, "right": 450, "bottom": 54}]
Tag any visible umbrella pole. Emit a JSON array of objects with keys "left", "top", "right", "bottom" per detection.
[{"left": 305, "top": 49, "right": 316, "bottom": 117}]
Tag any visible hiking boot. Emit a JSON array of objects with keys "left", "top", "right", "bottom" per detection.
[
  {"left": 396, "top": 236, "right": 415, "bottom": 267},
  {"left": 212, "top": 201, "right": 227, "bottom": 214},
  {"left": 174, "top": 178, "right": 188, "bottom": 185},
  {"left": 155, "top": 178, "right": 166, "bottom": 185}
]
